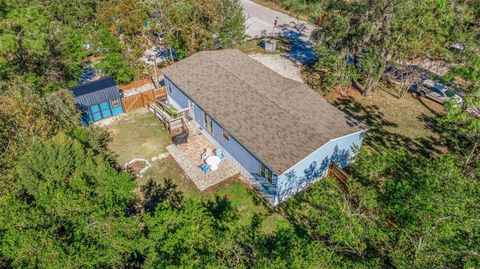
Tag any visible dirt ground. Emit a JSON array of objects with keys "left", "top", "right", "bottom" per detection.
[{"left": 321, "top": 84, "right": 447, "bottom": 155}]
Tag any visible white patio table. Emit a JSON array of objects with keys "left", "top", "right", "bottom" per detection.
[{"left": 205, "top": 156, "right": 221, "bottom": 171}]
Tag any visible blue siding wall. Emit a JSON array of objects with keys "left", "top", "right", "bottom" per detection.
[
  {"left": 275, "top": 131, "right": 365, "bottom": 203},
  {"left": 79, "top": 97, "right": 123, "bottom": 125},
  {"left": 166, "top": 79, "right": 189, "bottom": 109},
  {"left": 81, "top": 110, "right": 93, "bottom": 125},
  {"left": 165, "top": 76, "right": 365, "bottom": 205},
  {"left": 111, "top": 99, "right": 124, "bottom": 116},
  {"left": 165, "top": 77, "right": 276, "bottom": 197}
]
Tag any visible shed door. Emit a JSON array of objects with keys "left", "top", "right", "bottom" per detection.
[
  {"left": 100, "top": 101, "right": 112, "bottom": 118},
  {"left": 90, "top": 104, "right": 102, "bottom": 121}
]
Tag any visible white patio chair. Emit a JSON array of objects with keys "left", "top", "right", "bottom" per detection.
[{"left": 201, "top": 148, "right": 213, "bottom": 161}]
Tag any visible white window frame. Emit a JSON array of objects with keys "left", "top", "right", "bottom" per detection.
[
  {"left": 260, "top": 164, "right": 274, "bottom": 184},
  {"left": 112, "top": 98, "right": 120, "bottom": 107},
  {"left": 222, "top": 129, "right": 230, "bottom": 141}
]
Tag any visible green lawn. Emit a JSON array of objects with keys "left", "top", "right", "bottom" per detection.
[
  {"left": 106, "top": 110, "right": 172, "bottom": 164},
  {"left": 142, "top": 157, "right": 289, "bottom": 231},
  {"left": 318, "top": 83, "right": 447, "bottom": 156},
  {"left": 106, "top": 109, "right": 288, "bottom": 232},
  {"left": 234, "top": 38, "right": 291, "bottom": 55}
]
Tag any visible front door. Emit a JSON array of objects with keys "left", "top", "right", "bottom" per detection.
[
  {"left": 99, "top": 101, "right": 112, "bottom": 118},
  {"left": 90, "top": 104, "right": 102, "bottom": 121},
  {"left": 188, "top": 100, "right": 195, "bottom": 119}
]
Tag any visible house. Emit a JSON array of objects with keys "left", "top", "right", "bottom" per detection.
[
  {"left": 70, "top": 77, "right": 124, "bottom": 124},
  {"left": 163, "top": 49, "right": 366, "bottom": 204}
]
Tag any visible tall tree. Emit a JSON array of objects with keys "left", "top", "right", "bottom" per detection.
[
  {"left": 0, "top": 133, "right": 141, "bottom": 268},
  {"left": 352, "top": 149, "right": 479, "bottom": 267},
  {"left": 154, "top": 0, "right": 245, "bottom": 59},
  {"left": 311, "top": 0, "right": 478, "bottom": 94}
]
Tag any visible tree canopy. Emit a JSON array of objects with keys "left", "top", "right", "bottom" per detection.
[
  {"left": 0, "top": 0, "right": 479, "bottom": 268},
  {"left": 297, "top": 0, "right": 480, "bottom": 93}
]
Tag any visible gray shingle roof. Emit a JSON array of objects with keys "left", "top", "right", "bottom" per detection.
[{"left": 164, "top": 49, "right": 364, "bottom": 174}]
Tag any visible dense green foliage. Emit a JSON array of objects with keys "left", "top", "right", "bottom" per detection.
[
  {"left": 0, "top": 0, "right": 245, "bottom": 84},
  {"left": 153, "top": 0, "right": 245, "bottom": 59},
  {"left": 272, "top": 0, "right": 479, "bottom": 93},
  {"left": 2, "top": 139, "right": 479, "bottom": 267},
  {"left": 0, "top": 133, "right": 141, "bottom": 268},
  {"left": 0, "top": 0, "right": 134, "bottom": 85},
  {"left": 1, "top": 0, "right": 479, "bottom": 268}
]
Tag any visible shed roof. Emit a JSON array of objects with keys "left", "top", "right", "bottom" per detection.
[
  {"left": 70, "top": 77, "right": 121, "bottom": 107},
  {"left": 164, "top": 49, "right": 364, "bottom": 174}
]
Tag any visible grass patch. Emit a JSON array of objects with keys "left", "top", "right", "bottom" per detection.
[
  {"left": 106, "top": 111, "right": 287, "bottom": 232},
  {"left": 106, "top": 110, "right": 172, "bottom": 164},
  {"left": 142, "top": 156, "right": 199, "bottom": 198},
  {"left": 234, "top": 38, "right": 290, "bottom": 55},
  {"left": 320, "top": 83, "right": 447, "bottom": 155},
  {"left": 143, "top": 157, "right": 287, "bottom": 230},
  {"left": 249, "top": 0, "right": 311, "bottom": 22}
]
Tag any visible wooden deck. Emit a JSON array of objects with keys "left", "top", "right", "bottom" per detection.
[{"left": 148, "top": 102, "right": 189, "bottom": 136}]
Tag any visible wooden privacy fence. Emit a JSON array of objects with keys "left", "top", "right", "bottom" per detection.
[
  {"left": 328, "top": 162, "right": 349, "bottom": 184},
  {"left": 122, "top": 87, "right": 166, "bottom": 113}
]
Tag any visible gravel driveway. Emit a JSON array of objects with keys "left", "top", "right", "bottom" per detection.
[{"left": 249, "top": 54, "right": 303, "bottom": 82}]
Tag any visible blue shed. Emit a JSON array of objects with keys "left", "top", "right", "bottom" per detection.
[
  {"left": 163, "top": 50, "right": 366, "bottom": 205},
  {"left": 70, "top": 77, "right": 124, "bottom": 124}
]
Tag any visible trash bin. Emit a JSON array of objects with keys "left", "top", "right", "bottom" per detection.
[
  {"left": 264, "top": 39, "right": 277, "bottom": 52},
  {"left": 173, "top": 132, "right": 188, "bottom": 145}
]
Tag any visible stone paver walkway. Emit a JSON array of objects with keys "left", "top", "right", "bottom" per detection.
[{"left": 166, "top": 132, "right": 239, "bottom": 191}]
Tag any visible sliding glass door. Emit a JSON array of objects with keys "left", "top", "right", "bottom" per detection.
[{"left": 203, "top": 112, "right": 214, "bottom": 134}]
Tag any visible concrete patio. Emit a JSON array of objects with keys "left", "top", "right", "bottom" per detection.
[{"left": 166, "top": 131, "right": 240, "bottom": 191}]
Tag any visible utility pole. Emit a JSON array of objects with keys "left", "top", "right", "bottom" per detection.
[{"left": 153, "top": 57, "right": 159, "bottom": 88}]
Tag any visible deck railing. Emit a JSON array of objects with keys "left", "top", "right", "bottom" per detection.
[{"left": 148, "top": 102, "right": 189, "bottom": 136}]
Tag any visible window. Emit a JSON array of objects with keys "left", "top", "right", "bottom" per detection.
[
  {"left": 260, "top": 164, "right": 274, "bottom": 184},
  {"left": 112, "top": 98, "right": 120, "bottom": 107},
  {"left": 167, "top": 82, "right": 172, "bottom": 94},
  {"left": 222, "top": 129, "right": 230, "bottom": 141},
  {"left": 445, "top": 89, "right": 455, "bottom": 98},
  {"left": 204, "top": 112, "right": 214, "bottom": 134}
]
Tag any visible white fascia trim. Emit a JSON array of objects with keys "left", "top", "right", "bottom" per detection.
[{"left": 280, "top": 129, "right": 367, "bottom": 176}]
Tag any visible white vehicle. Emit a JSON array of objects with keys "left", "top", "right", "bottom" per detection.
[{"left": 413, "top": 79, "right": 463, "bottom": 105}]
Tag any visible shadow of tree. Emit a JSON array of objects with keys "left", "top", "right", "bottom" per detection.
[
  {"left": 332, "top": 96, "right": 443, "bottom": 156},
  {"left": 203, "top": 196, "right": 239, "bottom": 230},
  {"left": 142, "top": 178, "right": 184, "bottom": 212},
  {"left": 277, "top": 27, "right": 317, "bottom": 65},
  {"left": 277, "top": 146, "right": 352, "bottom": 203},
  {"left": 415, "top": 95, "right": 444, "bottom": 117}
]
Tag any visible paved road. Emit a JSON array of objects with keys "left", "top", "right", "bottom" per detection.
[
  {"left": 240, "top": 0, "right": 314, "bottom": 39},
  {"left": 240, "top": 0, "right": 317, "bottom": 64}
]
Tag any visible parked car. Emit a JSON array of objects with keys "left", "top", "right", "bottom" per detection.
[
  {"left": 383, "top": 65, "right": 433, "bottom": 89},
  {"left": 411, "top": 79, "right": 463, "bottom": 105},
  {"left": 448, "top": 43, "right": 465, "bottom": 52}
]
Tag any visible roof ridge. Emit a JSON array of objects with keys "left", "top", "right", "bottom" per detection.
[
  {"left": 201, "top": 55, "right": 321, "bottom": 173},
  {"left": 210, "top": 51, "right": 331, "bottom": 137},
  {"left": 209, "top": 51, "right": 319, "bottom": 135}
]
